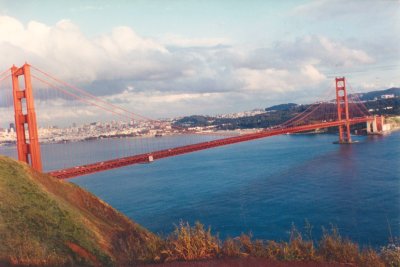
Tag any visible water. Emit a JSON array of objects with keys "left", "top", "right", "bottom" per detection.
[
  {"left": 2, "top": 132, "right": 399, "bottom": 246},
  {"left": 0, "top": 134, "right": 222, "bottom": 171}
]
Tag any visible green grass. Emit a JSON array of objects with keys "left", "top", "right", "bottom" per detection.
[{"left": 0, "top": 156, "right": 112, "bottom": 266}]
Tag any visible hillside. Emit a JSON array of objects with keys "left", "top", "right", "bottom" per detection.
[
  {"left": 350, "top": 88, "right": 400, "bottom": 101},
  {"left": 0, "top": 156, "right": 161, "bottom": 266},
  {"left": 265, "top": 103, "right": 298, "bottom": 111},
  {"left": 174, "top": 88, "right": 400, "bottom": 130}
]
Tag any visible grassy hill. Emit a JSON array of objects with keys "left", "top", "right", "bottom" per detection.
[{"left": 0, "top": 156, "right": 161, "bottom": 266}]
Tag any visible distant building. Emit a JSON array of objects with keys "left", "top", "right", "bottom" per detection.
[
  {"left": 381, "top": 94, "right": 395, "bottom": 99},
  {"left": 9, "top": 123, "right": 15, "bottom": 131}
]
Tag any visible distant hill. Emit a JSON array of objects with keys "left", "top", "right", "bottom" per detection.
[
  {"left": 175, "top": 115, "right": 213, "bottom": 127},
  {"left": 0, "top": 156, "right": 161, "bottom": 266},
  {"left": 350, "top": 88, "right": 400, "bottom": 101},
  {"left": 174, "top": 87, "right": 400, "bottom": 130},
  {"left": 265, "top": 103, "right": 298, "bottom": 111}
]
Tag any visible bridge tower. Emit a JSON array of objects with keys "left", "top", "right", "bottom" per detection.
[
  {"left": 366, "top": 115, "right": 385, "bottom": 134},
  {"left": 11, "top": 63, "right": 42, "bottom": 171},
  {"left": 335, "top": 77, "right": 352, "bottom": 144}
]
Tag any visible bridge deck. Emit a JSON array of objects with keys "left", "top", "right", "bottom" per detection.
[{"left": 48, "top": 117, "right": 371, "bottom": 179}]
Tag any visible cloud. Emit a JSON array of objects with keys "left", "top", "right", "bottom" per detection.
[
  {"left": 236, "top": 64, "right": 326, "bottom": 93},
  {"left": 38, "top": 107, "right": 97, "bottom": 124},
  {"left": 97, "top": 89, "right": 232, "bottom": 119},
  {"left": 317, "top": 36, "right": 373, "bottom": 67},
  {"left": 243, "top": 36, "right": 373, "bottom": 70},
  {"left": 0, "top": 14, "right": 388, "bottom": 124},
  {"left": 0, "top": 16, "right": 171, "bottom": 83},
  {"left": 301, "top": 64, "right": 326, "bottom": 82},
  {"left": 235, "top": 68, "right": 292, "bottom": 92}
]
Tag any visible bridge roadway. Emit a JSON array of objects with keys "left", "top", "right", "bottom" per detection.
[{"left": 48, "top": 117, "right": 372, "bottom": 179}]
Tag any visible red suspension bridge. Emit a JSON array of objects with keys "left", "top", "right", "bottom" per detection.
[{"left": 0, "top": 63, "right": 382, "bottom": 179}]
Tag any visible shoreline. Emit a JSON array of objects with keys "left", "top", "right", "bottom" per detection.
[
  {"left": 1, "top": 128, "right": 396, "bottom": 147},
  {"left": 1, "top": 116, "right": 399, "bottom": 146}
]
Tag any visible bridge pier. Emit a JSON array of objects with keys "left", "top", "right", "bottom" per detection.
[{"left": 366, "top": 115, "right": 390, "bottom": 134}]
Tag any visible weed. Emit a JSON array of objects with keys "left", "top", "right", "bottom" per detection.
[{"left": 162, "top": 221, "right": 220, "bottom": 261}]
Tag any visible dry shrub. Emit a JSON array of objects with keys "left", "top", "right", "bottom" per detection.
[
  {"left": 265, "top": 240, "right": 283, "bottom": 260},
  {"left": 162, "top": 221, "right": 220, "bottom": 261},
  {"left": 280, "top": 238, "right": 316, "bottom": 261},
  {"left": 159, "top": 221, "right": 397, "bottom": 266},
  {"left": 357, "top": 248, "right": 385, "bottom": 267},
  {"left": 251, "top": 239, "right": 267, "bottom": 257},
  {"left": 221, "top": 237, "right": 242, "bottom": 257},
  {"left": 259, "top": 225, "right": 318, "bottom": 262},
  {"left": 238, "top": 234, "right": 253, "bottom": 255},
  {"left": 318, "top": 226, "right": 359, "bottom": 264},
  {"left": 380, "top": 244, "right": 400, "bottom": 267},
  {"left": 221, "top": 229, "right": 317, "bottom": 261},
  {"left": 221, "top": 234, "right": 274, "bottom": 258},
  {"left": 236, "top": 234, "right": 267, "bottom": 256},
  {"left": 281, "top": 225, "right": 317, "bottom": 261}
]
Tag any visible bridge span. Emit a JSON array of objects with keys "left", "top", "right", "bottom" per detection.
[
  {"left": 0, "top": 63, "right": 379, "bottom": 179},
  {"left": 49, "top": 117, "right": 372, "bottom": 179}
]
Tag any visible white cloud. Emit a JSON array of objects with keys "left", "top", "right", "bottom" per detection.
[
  {"left": 301, "top": 64, "right": 325, "bottom": 82},
  {"left": 0, "top": 14, "right": 392, "bottom": 123},
  {"left": 102, "top": 89, "right": 230, "bottom": 119},
  {"left": 97, "top": 26, "right": 167, "bottom": 54},
  {"left": 236, "top": 63, "right": 328, "bottom": 93},
  {"left": 107, "top": 89, "right": 223, "bottom": 105},
  {"left": 38, "top": 107, "right": 97, "bottom": 123},
  {"left": 0, "top": 16, "right": 170, "bottom": 83},
  {"left": 236, "top": 68, "right": 292, "bottom": 92},
  {"left": 266, "top": 35, "right": 374, "bottom": 69},
  {"left": 318, "top": 36, "right": 373, "bottom": 67}
]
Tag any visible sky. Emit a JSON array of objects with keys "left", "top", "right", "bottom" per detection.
[{"left": 0, "top": 0, "right": 399, "bottom": 125}]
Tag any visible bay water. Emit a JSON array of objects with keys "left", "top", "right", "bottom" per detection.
[{"left": 2, "top": 131, "right": 399, "bottom": 246}]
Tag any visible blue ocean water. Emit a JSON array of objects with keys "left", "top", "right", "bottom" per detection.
[
  {"left": 66, "top": 131, "right": 400, "bottom": 247},
  {"left": 2, "top": 131, "right": 399, "bottom": 246}
]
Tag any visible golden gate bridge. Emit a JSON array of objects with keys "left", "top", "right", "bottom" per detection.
[{"left": 0, "top": 63, "right": 382, "bottom": 179}]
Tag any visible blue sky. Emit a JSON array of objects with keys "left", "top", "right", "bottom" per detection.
[
  {"left": 2, "top": 1, "right": 303, "bottom": 38},
  {"left": 0, "top": 0, "right": 399, "bottom": 123}
]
